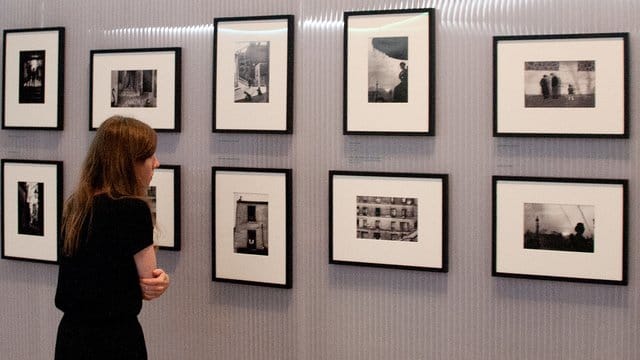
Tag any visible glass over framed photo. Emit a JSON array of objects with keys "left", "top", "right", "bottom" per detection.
[
  {"left": 492, "top": 176, "right": 627, "bottom": 285},
  {"left": 90, "top": 47, "right": 181, "bottom": 131},
  {"left": 493, "top": 33, "right": 628, "bottom": 137},
  {"left": 1, "top": 159, "right": 62, "bottom": 263},
  {"left": 330, "top": 170, "right": 448, "bottom": 271},
  {"left": 212, "top": 167, "right": 292, "bottom": 288},
  {"left": 148, "top": 165, "right": 180, "bottom": 251},
  {"left": 343, "top": 8, "right": 435, "bottom": 135},
  {"left": 2, "top": 27, "right": 64, "bottom": 130},
  {"left": 213, "top": 15, "right": 294, "bottom": 133}
]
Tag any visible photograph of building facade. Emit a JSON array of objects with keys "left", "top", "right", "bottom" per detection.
[
  {"left": 233, "top": 194, "right": 269, "bottom": 255},
  {"left": 356, "top": 196, "right": 417, "bottom": 241}
]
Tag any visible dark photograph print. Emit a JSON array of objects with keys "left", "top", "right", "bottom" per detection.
[
  {"left": 368, "top": 37, "right": 408, "bottom": 103},
  {"left": 233, "top": 192, "right": 269, "bottom": 256},
  {"left": 356, "top": 196, "right": 417, "bottom": 241},
  {"left": 524, "top": 60, "right": 595, "bottom": 108},
  {"left": 234, "top": 41, "right": 270, "bottom": 103},
  {"left": 17, "top": 181, "right": 44, "bottom": 236},
  {"left": 146, "top": 185, "right": 157, "bottom": 223},
  {"left": 523, "top": 203, "right": 594, "bottom": 253},
  {"left": 19, "top": 50, "right": 45, "bottom": 103},
  {"left": 110, "top": 69, "right": 158, "bottom": 108}
]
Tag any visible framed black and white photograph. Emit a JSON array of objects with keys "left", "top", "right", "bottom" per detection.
[
  {"left": 330, "top": 171, "right": 447, "bottom": 271},
  {"left": 212, "top": 167, "right": 292, "bottom": 288},
  {"left": 148, "top": 165, "right": 180, "bottom": 251},
  {"left": 213, "top": 15, "right": 294, "bottom": 133},
  {"left": 90, "top": 47, "right": 181, "bottom": 131},
  {"left": 492, "top": 176, "right": 627, "bottom": 285},
  {"left": 2, "top": 27, "right": 64, "bottom": 130},
  {"left": 344, "top": 8, "right": 435, "bottom": 135},
  {"left": 2, "top": 159, "right": 62, "bottom": 263},
  {"left": 493, "top": 33, "right": 628, "bottom": 137}
]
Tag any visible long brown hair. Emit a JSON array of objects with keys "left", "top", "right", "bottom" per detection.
[{"left": 61, "top": 116, "right": 157, "bottom": 255}]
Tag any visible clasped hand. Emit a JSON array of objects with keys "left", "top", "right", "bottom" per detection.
[{"left": 140, "top": 268, "right": 170, "bottom": 300}]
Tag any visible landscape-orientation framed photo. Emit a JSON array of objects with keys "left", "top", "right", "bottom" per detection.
[
  {"left": 1, "top": 159, "right": 62, "bottom": 263},
  {"left": 2, "top": 27, "right": 64, "bottom": 130},
  {"left": 330, "top": 170, "right": 447, "bottom": 271},
  {"left": 344, "top": 8, "right": 435, "bottom": 135},
  {"left": 492, "top": 176, "right": 627, "bottom": 285},
  {"left": 212, "top": 167, "right": 292, "bottom": 288},
  {"left": 148, "top": 165, "right": 180, "bottom": 251},
  {"left": 213, "top": 15, "right": 294, "bottom": 133},
  {"left": 493, "top": 33, "right": 628, "bottom": 137},
  {"left": 90, "top": 47, "right": 181, "bottom": 131}
]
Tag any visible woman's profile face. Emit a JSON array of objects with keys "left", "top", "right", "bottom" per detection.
[{"left": 135, "top": 154, "right": 160, "bottom": 187}]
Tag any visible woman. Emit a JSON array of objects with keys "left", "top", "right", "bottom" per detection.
[{"left": 55, "top": 116, "right": 169, "bottom": 359}]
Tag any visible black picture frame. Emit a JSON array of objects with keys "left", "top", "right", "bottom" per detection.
[
  {"left": 330, "top": 170, "right": 448, "bottom": 271},
  {"left": 212, "top": 167, "right": 292, "bottom": 288},
  {"left": 90, "top": 47, "right": 182, "bottom": 132},
  {"left": 213, "top": 15, "right": 294, "bottom": 133},
  {"left": 343, "top": 8, "right": 435, "bottom": 135},
  {"left": 492, "top": 175, "right": 627, "bottom": 285},
  {"left": 1, "top": 159, "right": 63, "bottom": 264},
  {"left": 493, "top": 33, "right": 629, "bottom": 137},
  {"left": 148, "top": 165, "right": 181, "bottom": 251},
  {"left": 2, "top": 27, "right": 64, "bottom": 130}
]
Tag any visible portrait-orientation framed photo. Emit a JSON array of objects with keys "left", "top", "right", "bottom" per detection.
[
  {"left": 148, "top": 165, "right": 180, "bottom": 251},
  {"left": 330, "top": 171, "right": 447, "bottom": 271},
  {"left": 212, "top": 167, "right": 292, "bottom": 288},
  {"left": 90, "top": 47, "right": 181, "bottom": 131},
  {"left": 344, "top": 8, "right": 435, "bottom": 135},
  {"left": 493, "top": 33, "right": 628, "bottom": 137},
  {"left": 2, "top": 27, "right": 64, "bottom": 130},
  {"left": 1, "top": 159, "right": 62, "bottom": 263},
  {"left": 492, "top": 176, "right": 627, "bottom": 285},
  {"left": 213, "top": 15, "right": 294, "bottom": 133}
]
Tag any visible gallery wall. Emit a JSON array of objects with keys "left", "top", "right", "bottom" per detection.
[{"left": 1, "top": 0, "right": 639, "bottom": 359}]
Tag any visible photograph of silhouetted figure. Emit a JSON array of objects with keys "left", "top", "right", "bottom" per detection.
[
  {"left": 523, "top": 203, "right": 594, "bottom": 253},
  {"left": 368, "top": 36, "right": 408, "bottom": 103},
  {"left": 524, "top": 60, "right": 595, "bottom": 108}
]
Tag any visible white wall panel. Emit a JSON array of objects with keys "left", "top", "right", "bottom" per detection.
[{"left": 1, "top": 0, "right": 639, "bottom": 359}]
